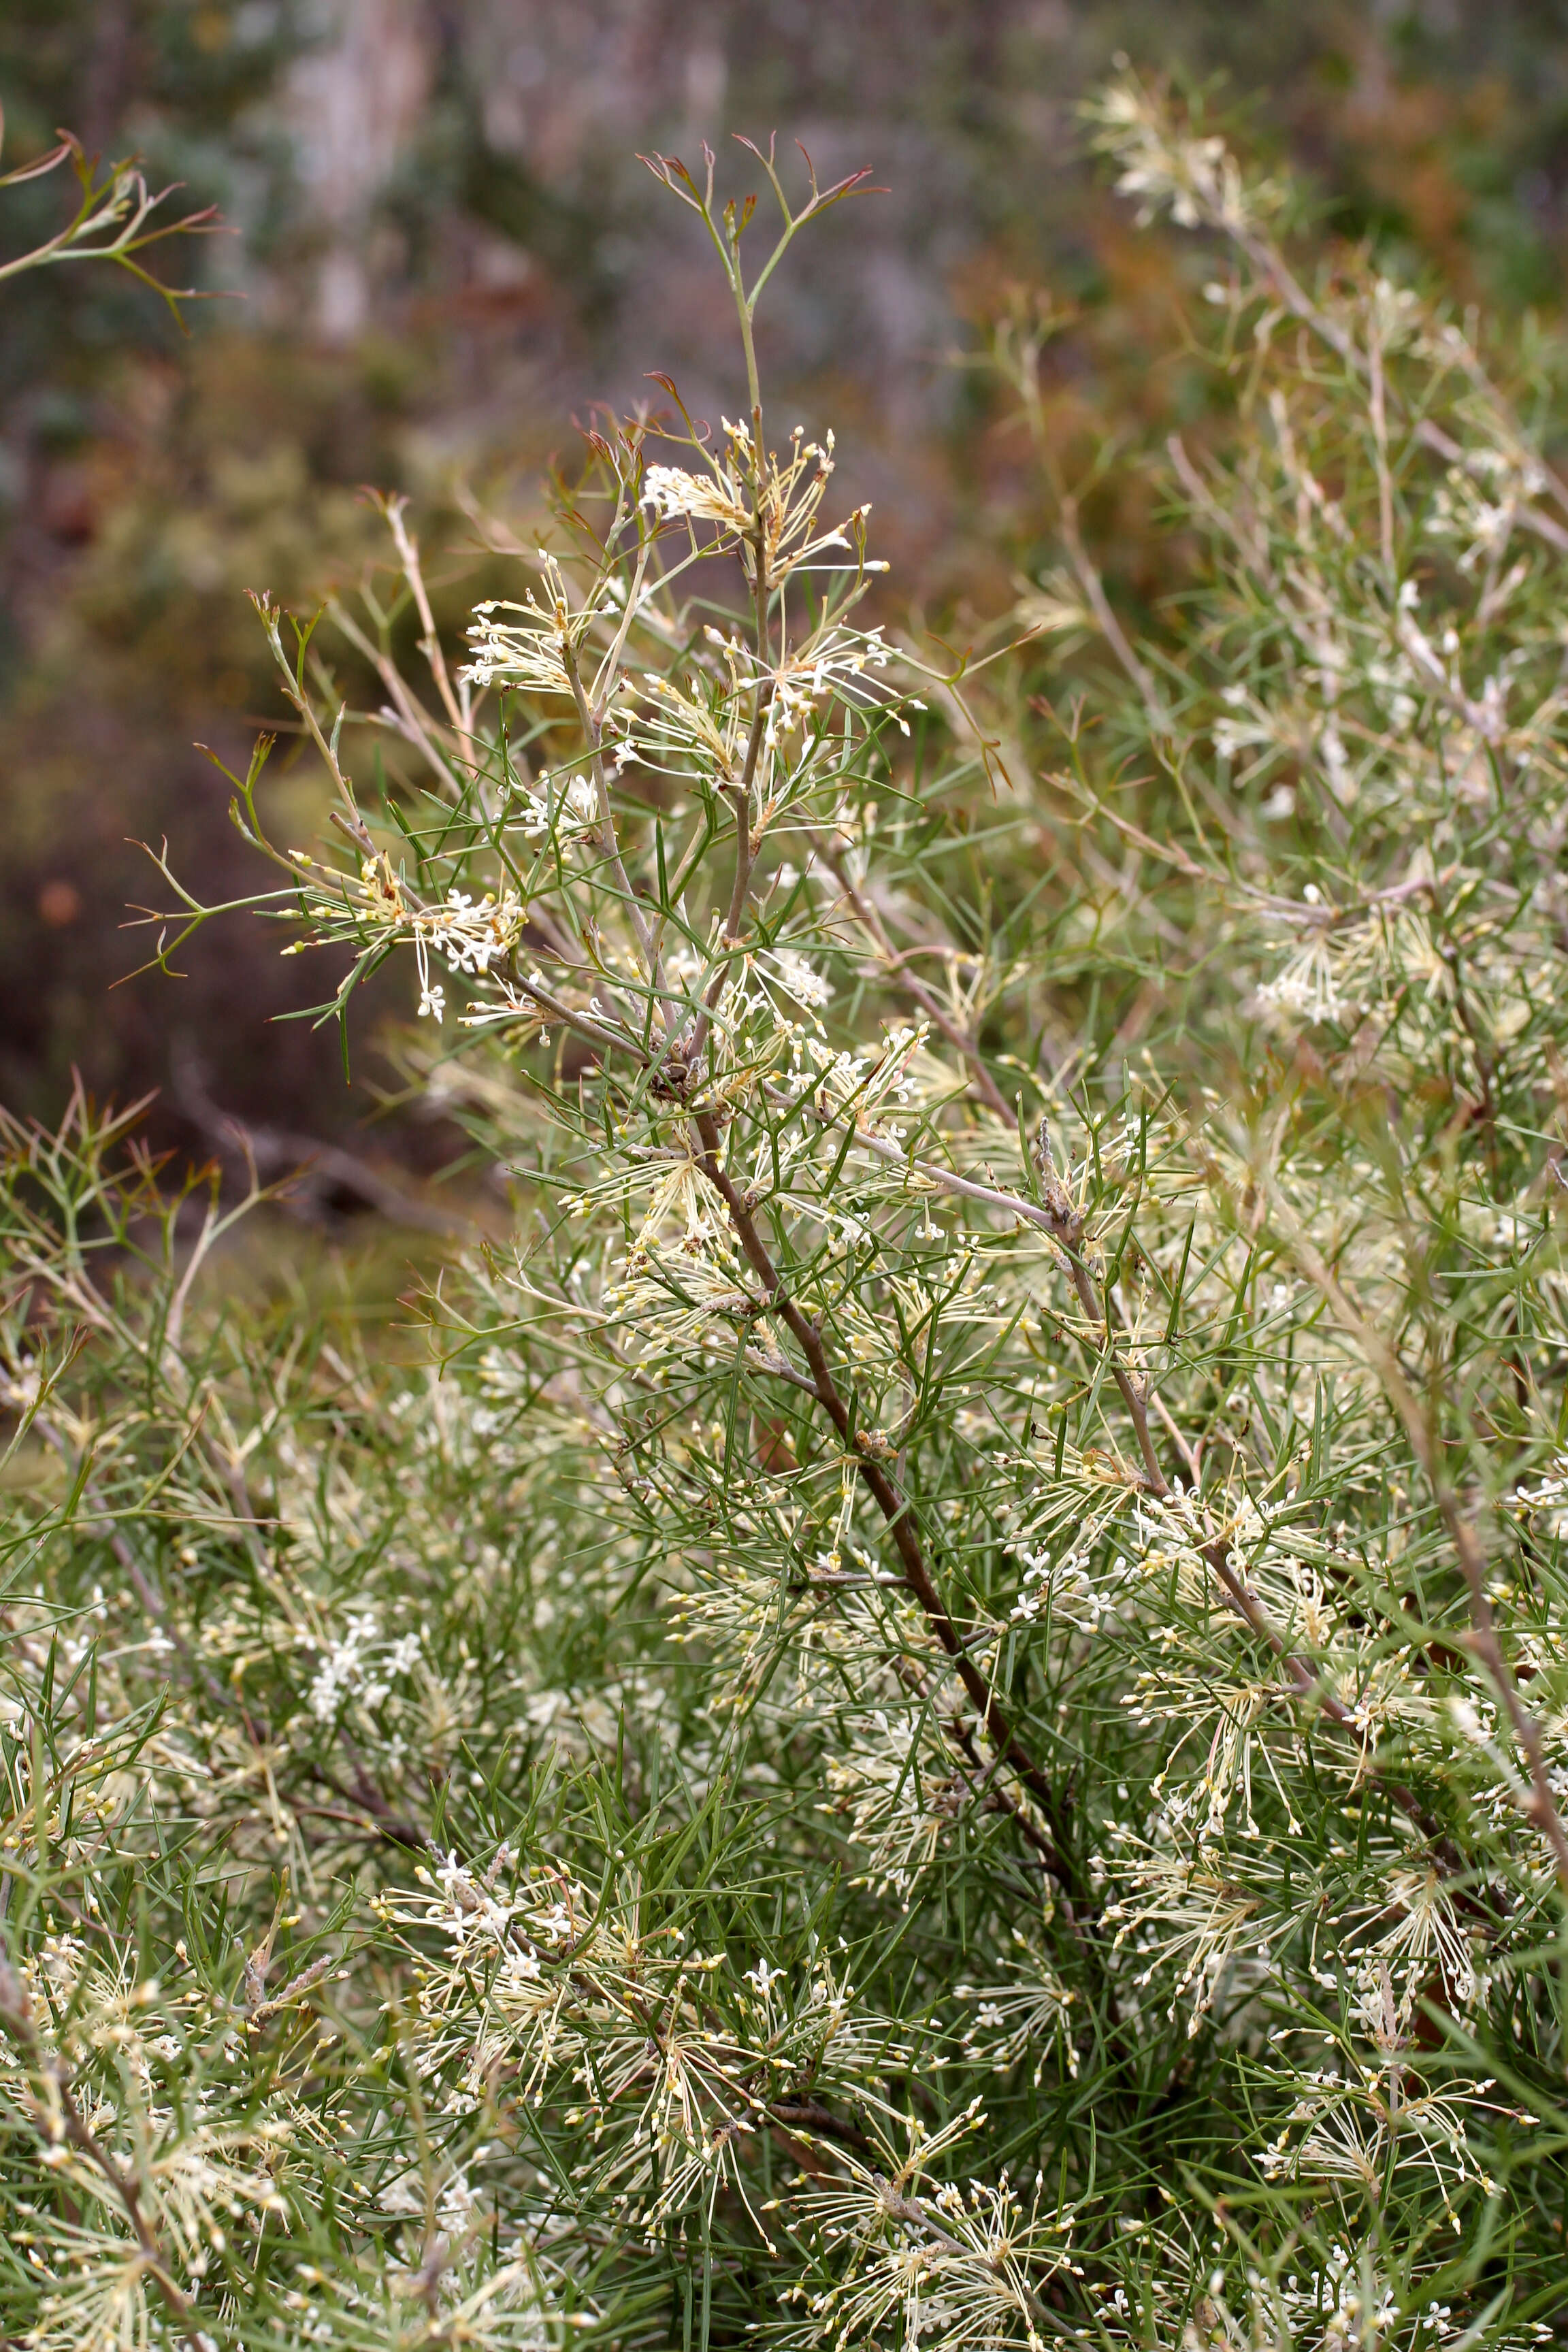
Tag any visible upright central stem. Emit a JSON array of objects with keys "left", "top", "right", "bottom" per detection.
[{"left": 728, "top": 247, "right": 764, "bottom": 442}]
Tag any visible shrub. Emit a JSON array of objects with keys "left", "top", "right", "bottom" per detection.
[{"left": 5, "top": 80, "right": 1568, "bottom": 2350}]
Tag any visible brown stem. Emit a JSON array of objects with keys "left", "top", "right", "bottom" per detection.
[
  {"left": 0, "top": 1938, "right": 205, "bottom": 2349},
  {"left": 764, "top": 2098, "right": 874, "bottom": 2153},
  {"left": 508, "top": 970, "right": 653, "bottom": 1068},
  {"left": 689, "top": 1109, "right": 1077, "bottom": 1890},
  {"left": 1200, "top": 1539, "right": 1460, "bottom": 1866},
  {"left": 888, "top": 1652, "right": 1100, "bottom": 1970},
  {"left": 1035, "top": 1182, "right": 1464, "bottom": 1869},
  {"left": 1368, "top": 325, "right": 1395, "bottom": 576}
]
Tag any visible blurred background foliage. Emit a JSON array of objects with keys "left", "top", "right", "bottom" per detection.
[{"left": 4, "top": 0, "right": 1568, "bottom": 1187}]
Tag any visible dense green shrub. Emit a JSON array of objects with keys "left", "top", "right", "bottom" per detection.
[{"left": 6, "top": 80, "right": 1568, "bottom": 2349}]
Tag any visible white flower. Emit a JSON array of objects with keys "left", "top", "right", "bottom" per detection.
[
  {"left": 511, "top": 774, "right": 601, "bottom": 842},
  {"left": 460, "top": 553, "right": 614, "bottom": 693},
  {"left": 642, "top": 464, "right": 751, "bottom": 534},
  {"left": 308, "top": 1612, "right": 381, "bottom": 1720},
  {"left": 426, "top": 887, "right": 527, "bottom": 977},
  {"left": 762, "top": 948, "right": 832, "bottom": 1011}
]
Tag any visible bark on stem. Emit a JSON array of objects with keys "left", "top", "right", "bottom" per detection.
[
  {"left": 0, "top": 1938, "right": 206, "bottom": 2349},
  {"left": 1034, "top": 1178, "right": 1465, "bottom": 1869},
  {"left": 689, "top": 1109, "right": 1077, "bottom": 1892}
]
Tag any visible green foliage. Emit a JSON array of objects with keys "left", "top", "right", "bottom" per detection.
[{"left": 9, "top": 78, "right": 1568, "bottom": 2350}]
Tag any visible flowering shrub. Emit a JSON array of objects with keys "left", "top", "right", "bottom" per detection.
[{"left": 6, "top": 82, "right": 1568, "bottom": 2350}]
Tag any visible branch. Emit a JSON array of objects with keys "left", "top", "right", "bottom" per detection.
[
  {"left": 0, "top": 128, "right": 227, "bottom": 327},
  {"left": 0, "top": 1937, "right": 206, "bottom": 2348},
  {"left": 1032, "top": 1163, "right": 1465, "bottom": 1869},
  {"left": 689, "top": 1107, "right": 1079, "bottom": 1894}
]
